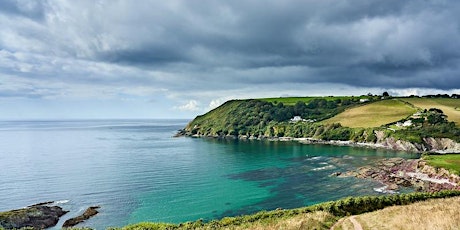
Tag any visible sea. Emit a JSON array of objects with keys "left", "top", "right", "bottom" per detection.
[{"left": 0, "top": 119, "right": 419, "bottom": 229}]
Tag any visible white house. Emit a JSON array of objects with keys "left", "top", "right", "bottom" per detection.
[
  {"left": 359, "top": 99, "right": 369, "bottom": 103},
  {"left": 402, "top": 120, "right": 413, "bottom": 127},
  {"left": 396, "top": 120, "right": 413, "bottom": 127},
  {"left": 290, "top": 116, "right": 303, "bottom": 122}
]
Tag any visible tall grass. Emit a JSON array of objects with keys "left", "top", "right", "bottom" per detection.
[{"left": 355, "top": 196, "right": 460, "bottom": 230}]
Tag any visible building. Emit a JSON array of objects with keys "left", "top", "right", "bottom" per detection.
[{"left": 290, "top": 116, "right": 303, "bottom": 122}]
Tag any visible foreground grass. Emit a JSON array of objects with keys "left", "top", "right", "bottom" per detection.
[
  {"left": 401, "top": 98, "right": 460, "bottom": 125},
  {"left": 323, "top": 99, "right": 416, "bottom": 128},
  {"left": 354, "top": 196, "right": 460, "bottom": 230},
  {"left": 424, "top": 154, "right": 460, "bottom": 175},
  {"left": 104, "top": 191, "right": 460, "bottom": 230},
  {"left": 117, "top": 211, "right": 335, "bottom": 230}
]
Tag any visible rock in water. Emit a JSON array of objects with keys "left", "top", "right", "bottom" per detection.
[
  {"left": 62, "top": 206, "right": 100, "bottom": 228},
  {"left": 0, "top": 203, "right": 68, "bottom": 229}
]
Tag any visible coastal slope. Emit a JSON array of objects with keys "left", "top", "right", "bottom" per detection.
[
  {"left": 181, "top": 96, "right": 460, "bottom": 153},
  {"left": 322, "top": 99, "right": 416, "bottom": 128}
]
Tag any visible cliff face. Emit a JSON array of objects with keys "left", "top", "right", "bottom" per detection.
[
  {"left": 423, "top": 138, "right": 460, "bottom": 153},
  {"left": 341, "top": 158, "right": 460, "bottom": 192},
  {"left": 374, "top": 131, "right": 460, "bottom": 153}
]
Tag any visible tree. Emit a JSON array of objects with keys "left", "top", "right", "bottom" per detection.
[
  {"left": 382, "top": 92, "right": 390, "bottom": 97},
  {"left": 294, "top": 101, "right": 307, "bottom": 116},
  {"left": 427, "top": 108, "right": 447, "bottom": 124}
]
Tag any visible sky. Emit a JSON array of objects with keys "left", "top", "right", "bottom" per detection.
[{"left": 1, "top": 0, "right": 460, "bottom": 120}]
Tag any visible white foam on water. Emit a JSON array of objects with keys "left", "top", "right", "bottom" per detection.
[
  {"left": 308, "top": 156, "right": 323, "bottom": 161},
  {"left": 312, "top": 165, "right": 335, "bottom": 171},
  {"left": 373, "top": 185, "right": 398, "bottom": 194},
  {"left": 54, "top": 200, "right": 70, "bottom": 204}
]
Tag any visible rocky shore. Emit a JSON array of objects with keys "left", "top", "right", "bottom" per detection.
[
  {"left": 176, "top": 130, "right": 460, "bottom": 154},
  {"left": 63, "top": 206, "right": 100, "bottom": 228},
  {"left": 0, "top": 202, "right": 101, "bottom": 229},
  {"left": 0, "top": 202, "right": 68, "bottom": 229},
  {"left": 332, "top": 158, "right": 460, "bottom": 193}
]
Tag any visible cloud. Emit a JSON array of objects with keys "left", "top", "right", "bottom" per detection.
[
  {"left": 208, "top": 99, "right": 226, "bottom": 110},
  {"left": 1, "top": 0, "right": 460, "bottom": 118},
  {"left": 175, "top": 100, "right": 200, "bottom": 111}
]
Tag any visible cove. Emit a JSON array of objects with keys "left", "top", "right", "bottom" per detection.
[{"left": 0, "top": 120, "right": 418, "bottom": 229}]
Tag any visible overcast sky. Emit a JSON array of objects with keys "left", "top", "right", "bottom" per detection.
[{"left": 1, "top": 0, "right": 460, "bottom": 119}]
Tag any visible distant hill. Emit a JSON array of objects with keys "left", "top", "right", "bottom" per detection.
[
  {"left": 184, "top": 97, "right": 366, "bottom": 137},
  {"left": 181, "top": 96, "right": 460, "bottom": 151}
]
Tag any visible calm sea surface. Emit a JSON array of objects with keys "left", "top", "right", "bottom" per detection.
[{"left": 0, "top": 120, "right": 418, "bottom": 229}]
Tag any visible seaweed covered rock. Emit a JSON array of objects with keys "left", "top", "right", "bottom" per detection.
[
  {"left": 62, "top": 206, "right": 100, "bottom": 228},
  {"left": 0, "top": 202, "right": 68, "bottom": 229}
]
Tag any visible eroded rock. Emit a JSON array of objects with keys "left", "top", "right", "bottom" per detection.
[
  {"left": 343, "top": 158, "right": 460, "bottom": 192},
  {"left": 62, "top": 206, "right": 100, "bottom": 228},
  {"left": 0, "top": 203, "right": 68, "bottom": 229}
]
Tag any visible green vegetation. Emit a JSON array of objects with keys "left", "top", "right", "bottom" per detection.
[
  {"left": 186, "top": 98, "right": 362, "bottom": 137},
  {"left": 259, "top": 96, "right": 377, "bottom": 106},
  {"left": 104, "top": 191, "right": 460, "bottom": 230},
  {"left": 323, "top": 99, "right": 416, "bottom": 128},
  {"left": 424, "top": 154, "right": 460, "bottom": 175},
  {"left": 387, "top": 109, "right": 460, "bottom": 143},
  {"left": 401, "top": 98, "right": 460, "bottom": 125},
  {"left": 184, "top": 97, "right": 460, "bottom": 145}
]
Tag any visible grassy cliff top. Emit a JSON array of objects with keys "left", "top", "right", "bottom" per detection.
[
  {"left": 322, "top": 99, "right": 417, "bottom": 128},
  {"left": 259, "top": 96, "right": 375, "bottom": 106}
]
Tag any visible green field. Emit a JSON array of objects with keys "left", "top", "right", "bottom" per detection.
[
  {"left": 322, "top": 99, "right": 417, "bottom": 128},
  {"left": 401, "top": 98, "right": 460, "bottom": 125},
  {"left": 424, "top": 154, "right": 460, "bottom": 175}
]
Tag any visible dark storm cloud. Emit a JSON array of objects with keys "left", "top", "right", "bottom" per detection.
[
  {"left": 87, "top": 0, "right": 460, "bottom": 89},
  {"left": 1, "top": 0, "right": 460, "bottom": 100}
]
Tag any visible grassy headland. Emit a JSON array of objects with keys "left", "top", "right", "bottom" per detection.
[{"left": 182, "top": 96, "right": 460, "bottom": 148}]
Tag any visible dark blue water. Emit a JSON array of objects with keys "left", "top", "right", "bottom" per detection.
[{"left": 0, "top": 120, "right": 418, "bottom": 229}]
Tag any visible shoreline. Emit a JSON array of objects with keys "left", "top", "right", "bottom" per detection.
[
  {"left": 335, "top": 158, "right": 460, "bottom": 193},
  {"left": 178, "top": 132, "right": 460, "bottom": 154}
]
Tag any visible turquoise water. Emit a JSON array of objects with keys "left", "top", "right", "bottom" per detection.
[{"left": 0, "top": 120, "right": 418, "bottom": 229}]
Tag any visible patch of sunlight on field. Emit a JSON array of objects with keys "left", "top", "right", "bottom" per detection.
[
  {"left": 424, "top": 154, "right": 460, "bottom": 175},
  {"left": 322, "top": 99, "right": 416, "bottom": 128},
  {"left": 401, "top": 98, "right": 460, "bottom": 125}
]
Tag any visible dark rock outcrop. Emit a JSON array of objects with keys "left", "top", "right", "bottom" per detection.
[
  {"left": 339, "top": 158, "right": 460, "bottom": 192},
  {"left": 0, "top": 203, "right": 68, "bottom": 229},
  {"left": 62, "top": 206, "right": 100, "bottom": 228}
]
